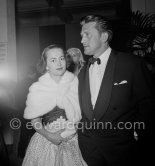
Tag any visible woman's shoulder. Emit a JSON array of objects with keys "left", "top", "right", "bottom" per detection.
[
  {"left": 28, "top": 73, "right": 48, "bottom": 91},
  {"left": 64, "top": 71, "right": 76, "bottom": 81}
]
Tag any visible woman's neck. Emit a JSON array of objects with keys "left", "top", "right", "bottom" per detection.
[{"left": 49, "top": 73, "right": 63, "bottom": 83}]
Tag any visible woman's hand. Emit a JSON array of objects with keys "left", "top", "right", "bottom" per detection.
[
  {"left": 46, "top": 129, "right": 67, "bottom": 145},
  {"left": 31, "top": 118, "right": 67, "bottom": 145}
]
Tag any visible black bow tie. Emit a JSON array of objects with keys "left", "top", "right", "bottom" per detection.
[{"left": 89, "top": 57, "right": 101, "bottom": 65}]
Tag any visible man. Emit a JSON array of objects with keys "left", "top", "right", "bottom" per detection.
[{"left": 77, "top": 14, "right": 154, "bottom": 166}]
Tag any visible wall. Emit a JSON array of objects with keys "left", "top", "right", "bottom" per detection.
[
  {"left": 16, "top": 26, "right": 40, "bottom": 80},
  {"left": 0, "top": 0, "right": 16, "bottom": 145},
  {"left": 131, "top": 0, "right": 155, "bottom": 13},
  {"left": 0, "top": 0, "right": 17, "bottom": 82},
  {"left": 65, "top": 23, "right": 83, "bottom": 52}
]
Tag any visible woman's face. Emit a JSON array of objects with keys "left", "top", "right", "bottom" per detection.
[
  {"left": 46, "top": 48, "right": 66, "bottom": 77},
  {"left": 72, "top": 53, "right": 80, "bottom": 64}
]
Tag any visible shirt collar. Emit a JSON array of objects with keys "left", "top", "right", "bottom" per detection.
[{"left": 96, "top": 47, "right": 111, "bottom": 63}]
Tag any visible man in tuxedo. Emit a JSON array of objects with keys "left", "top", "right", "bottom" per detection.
[{"left": 77, "top": 14, "right": 154, "bottom": 166}]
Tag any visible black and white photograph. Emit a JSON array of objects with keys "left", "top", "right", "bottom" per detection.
[{"left": 0, "top": 0, "right": 155, "bottom": 166}]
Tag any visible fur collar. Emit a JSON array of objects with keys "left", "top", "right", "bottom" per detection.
[{"left": 24, "top": 71, "right": 81, "bottom": 123}]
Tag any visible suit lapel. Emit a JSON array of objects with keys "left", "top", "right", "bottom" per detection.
[
  {"left": 93, "top": 50, "right": 117, "bottom": 121},
  {"left": 79, "top": 64, "right": 93, "bottom": 121}
]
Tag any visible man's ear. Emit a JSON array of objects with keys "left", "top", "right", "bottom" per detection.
[{"left": 101, "top": 32, "right": 108, "bottom": 42}]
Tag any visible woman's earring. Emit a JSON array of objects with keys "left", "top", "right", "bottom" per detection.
[{"left": 46, "top": 66, "right": 49, "bottom": 72}]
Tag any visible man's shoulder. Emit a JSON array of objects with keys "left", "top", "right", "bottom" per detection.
[
  {"left": 78, "top": 64, "right": 87, "bottom": 76},
  {"left": 112, "top": 49, "right": 142, "bottom": 64},
  {"left": 77, "top": 67, "right": 88, "bottom": 86}
]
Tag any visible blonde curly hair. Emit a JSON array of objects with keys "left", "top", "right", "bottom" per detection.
[{"left": 66, "top": 48, "right": 85, "bottom": 74}]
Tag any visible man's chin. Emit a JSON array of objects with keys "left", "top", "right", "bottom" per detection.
[{"left": 84, "top": 50, "right": 91, "bottom": 55}]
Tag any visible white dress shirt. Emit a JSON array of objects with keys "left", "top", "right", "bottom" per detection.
[{"left": 89, "top": 47, "right": 111, "bottom": 108}]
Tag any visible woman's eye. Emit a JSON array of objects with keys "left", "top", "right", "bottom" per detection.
[
  {"left": 49, "top": 59, "right": 56, "bottom": 63},
  {"left": 51, "top": 59, "right": 55, "bottom": 62}
]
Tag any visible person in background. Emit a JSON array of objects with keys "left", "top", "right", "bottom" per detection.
[
  {"left": 22, "top": 44, "right": 87, "bottom": 166},
  {"left": 0, "top": 120, "right": 10, "bottom": 166},
  {"left": 15, "top": 66, "right": 39, "bottom": 159},
  {"left": 66, "top": 47, "right": 85, "bottom": 75},
  {"left": 0, "top": 81, "right": 16, "bottom": 166},
  {"left": 77, "top": 14, "right": 155, "bottom": 166}
]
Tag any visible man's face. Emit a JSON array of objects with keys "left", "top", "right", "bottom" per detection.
[{"left": 80, "top": 22, "right": 103, "bottom": 57}]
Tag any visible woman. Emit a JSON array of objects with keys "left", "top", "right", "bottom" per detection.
[
  {"left": 66, "top": 48, "right": 85, "bottom": 75},
  {"left": 22, "top": 44, "right": 87, "bottom": 166}
]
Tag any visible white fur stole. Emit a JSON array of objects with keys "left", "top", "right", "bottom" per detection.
[{"left": 24, "top": 71, "right": 81, "bottom": 126}]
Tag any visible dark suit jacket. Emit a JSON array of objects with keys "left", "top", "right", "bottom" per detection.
[{"left": 78, "top": 50, "right": 154, "bottom": 166}]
